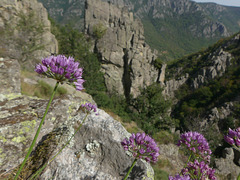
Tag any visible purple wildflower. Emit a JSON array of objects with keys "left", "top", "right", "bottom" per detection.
[
  {"left": 224, "top": 135, "right": 235, "bottom": 145},
  {"left": 121, "top": 132, "right": 159, "bottom": 163},
  {"left": 225, "top": 128, "right": 240, "bottom": 149},
  {"left": 177, "top": 131, "right": 212, "bottom": 162},
  {"left": 168, "top": 174, "right": 191, "bottom": 180},
  {"left": 80, "top": 102, "right": 97, "bottom": 114},
  {"left": 181, "top": 160, "right": 216, "bottom": 180},
  {"left": 35, "top": 55, "right": 84, "bottom": 91}
]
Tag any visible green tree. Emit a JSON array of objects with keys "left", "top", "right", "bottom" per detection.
[{"left": 133, "top": 83, "right": 175, "bottom": 133}]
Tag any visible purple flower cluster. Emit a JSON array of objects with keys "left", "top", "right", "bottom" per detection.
[
  {"left": 224, "top": 128, "right": 240, "bottom": 148},
  {"left": 80, "top": 102, "right": 97, "bottom": 113},
  {"left": 169, "top": 174, "right": 190, "bottom": 180},
  {"left": 35, "top": 55, "right": 84, "bottom": 91},
  {"left": 177, "top": 131, "right": 212, "bottom": 162},
  {"left": 121, "top": 132, "right": 159, "bottom": 163},
  {"left": 181, "top": 160, "right": 216, "bottom": 180}
]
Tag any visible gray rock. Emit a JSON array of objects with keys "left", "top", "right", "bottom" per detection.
[
  {"left": 164, "top": 73, "right": 189, "bottom": 97},
  {"left": 0, "top": 0, "right": 58, "bottom": 68},
  {"left": 0, "top": 58, "right": 21, "bottom": 95},
  {"left": 85, "top": 0, "right": 159, "bottom": 98},
  {"left": 191, "top": 49, "right": 232, "bottom": 89},
  {"left": 41, "top": 109, "right": 154, "bottom": 180},
  {"left": 215, "top": 148, "right": 240, "bottom": 180}
]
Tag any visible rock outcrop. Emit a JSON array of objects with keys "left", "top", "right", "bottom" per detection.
[
  {"left": 85, "top": 0, "right": 159, "bottom": 98},
  {"left": 164, "top": 73, "right": 189, "bottom": 97},
  {"left": 0, "top": 58, "right": 154, "bottom": 179},
  {"left": 164, "top": 33, "right": 239, "bottom": 97},
  {"left": 164, "top": 47, "right": 232, "bottom": 97},
  {"left": 0, "top": 0, "right": 58, "bottom": 68},
  {"left": 191, "top": 49, "right": 232, "bottom": 89},
  {"left": 214, "top": 148, "right": 240, "bottom": 179}
]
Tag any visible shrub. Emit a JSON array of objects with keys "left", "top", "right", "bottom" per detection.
[{"left": 93, "top": 23, "right": 107, "bottom": 39}]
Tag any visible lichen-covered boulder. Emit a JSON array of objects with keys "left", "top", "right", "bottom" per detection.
[
  {"left": 0, "top": 94, "right": 154, "bottom": 179},
  {"left": 41, "top": 108, "right": 154, "bottom": 180}
]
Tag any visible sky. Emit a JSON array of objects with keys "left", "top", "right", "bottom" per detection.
[{"left": 192, "top": 0, "right": 240, "bottom": 7}]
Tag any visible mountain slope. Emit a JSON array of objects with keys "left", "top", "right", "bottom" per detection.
[
  {"left": 127, "top": 0, "right": 239, "bottom": 60},
  {"left": 38, "top": 0, "right": 240, "bottom": 61},
  {"left": 198, "top": 3, "right": 240, "bottom": 33}
]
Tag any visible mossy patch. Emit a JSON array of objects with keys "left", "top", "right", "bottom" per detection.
[
  {"left": 12, "top": 136, "right": 26, "bottom": 143},
  {"left": 20, "top": 120, "right": 36, "bottom": 133},
  {"left": 67, "top": 103, "right": 78, "bottom": 119},
  {"left": 0, "top": 136, "right": 7, "bottom": 143},
  {"left": 51, "top": 117, "right": 56, "bottom": 121},
  {"left": 5, "top": 93, "right": 21, "bottom": 100},
  {"left": 146, "top": 169, "right": 154, "bottom": 179}
]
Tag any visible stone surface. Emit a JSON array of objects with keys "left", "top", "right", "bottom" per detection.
[
  {"left": 0, "top": 0, "right": 58, "bottom": 68},
  {"left": 163, "top": 73, "right": 189, "bottom": 97},
  {"left": 85, "top": 0, "right": 159, "bottom": 98},
  {"left": 41, "top": 109, "right": 154, "bottom": 180},
  {"left": 164, "top": 46, "right": 232, "bottom": 97},
  {"left": 214, "top": 148, "right": 240, "bottom": 180},
  {"left": 0, "top": 58, "right": 21, "bottom": 95},
  {"left": 158, "top": 143, "right": 185, "bottom": 176},
  {"left": 191, "top": 48, "right": 232, "bottom": 89}
]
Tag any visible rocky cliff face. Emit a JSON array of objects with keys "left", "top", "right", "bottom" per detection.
[
  {"left": 0, "top": 0, "right": 58, "bottom": 68},
  {"left": 0, "top": 58, "right": 154, "bottom": 179},
  {"left": 85, "top": 0, "right": 159, "bottom": 98},
  {"left": 164, "top": 33, "right": 239, "bottom": 97},
  {"left": 191, "top": 48, "right": 232, "bottom": 89}
]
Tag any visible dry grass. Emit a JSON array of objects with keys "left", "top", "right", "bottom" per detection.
[
  {"left": 102, "top": 108, "right": 142, "bottom": 134},
  {"left": 20, "top": 70, "right": 67, "bottom": 99}
]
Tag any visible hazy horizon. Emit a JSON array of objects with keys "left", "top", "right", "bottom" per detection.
[{"left": 193, "top": 0, "right": 240, "bottom": 7}]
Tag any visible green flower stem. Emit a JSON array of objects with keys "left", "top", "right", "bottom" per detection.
[
  {"left": 30, "top": 113, "right": 89, "bottom": 180},
  {"left": 14, "top": 81, "right": 59, "bottom": 180},
  {"left": 185, "top": 153, "right": 192, "bottom": 168},
  {"left": 180, "top": 152, "right": 192, "bottom": 176},
  {"left": 123, "top": 158, "right": 138, "bottom": 180}
]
